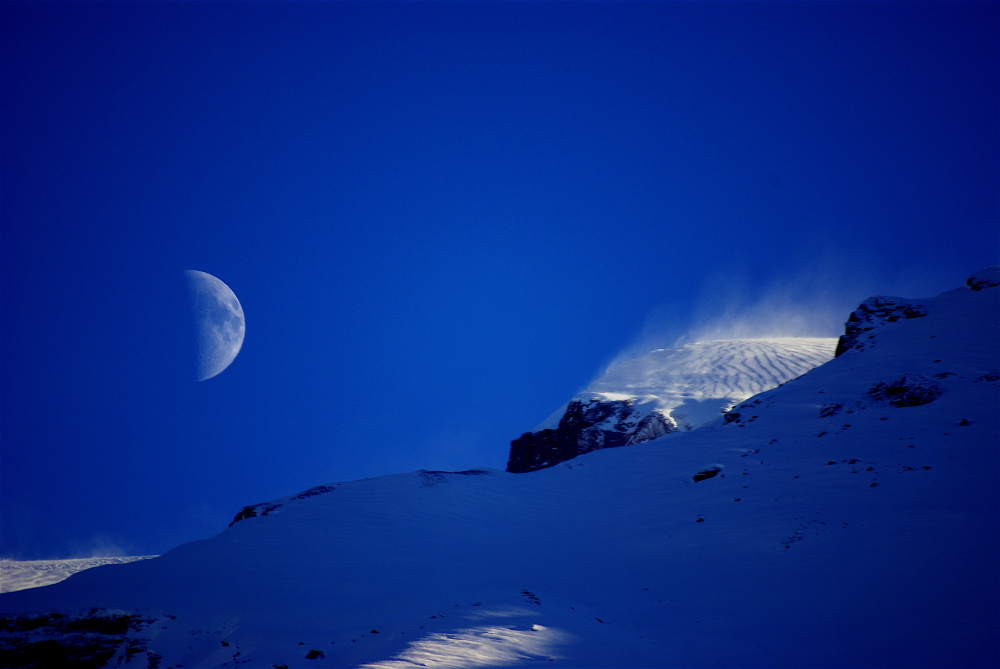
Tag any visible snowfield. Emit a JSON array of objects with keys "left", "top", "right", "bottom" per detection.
[
  {"left": 0, "top": 557, "right": 156, "bottom": 594},
  {"left": 0, "top": 269, "right": 997, "bottom": 669}
]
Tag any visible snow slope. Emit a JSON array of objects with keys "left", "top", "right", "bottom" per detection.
[
  {"left": 1, "top": 270, "right": 997, "bottom": 669},
  {"left": 0, "top": 557, "right": 156, "bottom": 594}
]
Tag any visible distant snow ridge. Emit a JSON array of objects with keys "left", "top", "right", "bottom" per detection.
[
  {"left": 589, "top": 338, "right": 836, "bottom": 423},
  {"left": 0, "top": 557, "right": 155, "bottom": 593},
  {"left": 507, "top": 337, "right": 835, "bottom": 472}
]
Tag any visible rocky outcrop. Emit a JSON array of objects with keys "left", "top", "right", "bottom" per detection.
[
  {"left": 0, "top": 610, "right": 157, "bottom": 669},
  {"left": 230, "top": 502, "right": 282, "bottom": 526},
  {"left": 967, "top": 265, "right": 1000, "bottom": 291},
  {"left": 230, "top": 485, "right": 338, "bottom": 525},
  {"left": 835, "top": 266, "right": 1000, "bottom": 357},
  {"left": 230, "top": 471, "right": 498, "bottom": 525},
  {"left": 867, "top": 374, "right": 943, "bottom": 407},
  {"left": 506, "top": 398, "right": 674, "bottom": 473},
  {"left": 834, "top": 297, "right": 928, "bottom": 357}
]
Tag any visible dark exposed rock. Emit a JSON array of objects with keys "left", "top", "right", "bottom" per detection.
[
  {"left": 975, "top": 370, "right": 1000, "bottom": 385},
  {"left": 966, "top": 265, "right": 1000, "bottom": 291},
  {"left": 506, "top": 398, "right": 674, "bottom": 473},
  {"left": 520, "top": 590, "right": 541, "bottom": 605},
  {"left": 836, "top": 267, "right": 997, "bottom": 357},
  {"left": 0, "top": 610, "right": 153, "bottom": 669},
  {"left": 291, "top": 485, "right": 338, "bottom": 500},
  {"left": 693, "top": 467, "right": 722, "bottom": 482},
  {"left": 507, "top": 429, "right": 570, "bottom": 474},
  {"left": 630, "top": 412, "right": 675, "bottom": 444},
  {"left": 230, "top": 502, "right": 282, "bottom": 526},
  {"left": 867, "top": 375, "right": 943, "bottom": 407},
  {"left": 230, "top": 507, "right": 258, "bottom": 526},
  {"left": 835, "top": 297, "right": 928, "bottom": 357}
]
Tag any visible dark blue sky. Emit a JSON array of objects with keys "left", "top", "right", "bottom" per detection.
[{"left": 2, "top": 1, "right": 997, "bottom": 559}]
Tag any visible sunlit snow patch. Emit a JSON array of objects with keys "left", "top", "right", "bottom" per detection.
[{"left": 359, "top": 623, "right": 573, "bottom": 668}]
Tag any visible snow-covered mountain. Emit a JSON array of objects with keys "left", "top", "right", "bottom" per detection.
[
  {"left": 1, "top": 268, "right": 997, "bottom": 669},
  {"left": 508, "top": 338, "right": 836, "bottom": 472}
]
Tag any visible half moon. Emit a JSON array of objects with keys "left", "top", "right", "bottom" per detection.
[{"left": 185, "top": 270, "right": 245, "bottom": 381}]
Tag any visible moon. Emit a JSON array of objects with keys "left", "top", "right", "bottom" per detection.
[{"left": 185, "top": 270, "right": 245, "bottom": 381}]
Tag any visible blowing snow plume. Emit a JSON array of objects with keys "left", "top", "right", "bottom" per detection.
[
  {"left": 612, "top": 269, "right": 862, "bottom": 367},
  {"left": 506, "top": 271, "right": 868, "bottom": 473}
]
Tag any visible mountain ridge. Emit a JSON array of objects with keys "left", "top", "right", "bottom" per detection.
[{"left": 1, "top": 268, "right": 997, "bottom": 669}]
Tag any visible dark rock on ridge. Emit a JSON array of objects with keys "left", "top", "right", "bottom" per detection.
[
  {"left": 230, "top": 502, "right": 282, "bottom": 526},
  {"left": 836, "top": 266, "right": 1000, "bottom": 357},
  {"left": 834, "top": 297, "right": 928, "bottom": 357},
  {"left": 967, "top": 265, "right": 1000, "bottom": 291},
  {"left": 231, "top": 470, "right": 497, "bottom": 524},
  {"left": 507, "top": 398, "right": 674, "bottom": 473}
]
